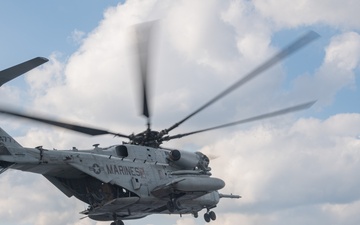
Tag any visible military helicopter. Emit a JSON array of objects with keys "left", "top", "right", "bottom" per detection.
[{"left": 0, "top": 24, "right": 319, "bottom": 225}]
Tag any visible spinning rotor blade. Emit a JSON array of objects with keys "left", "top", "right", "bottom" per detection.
[
  {"left": 0, "top": 108, "right": 130, "bottom": 138},
  {"left": 163, "top": 31, "right": 320, "bottom": 134},
  {"left": 0, "top": 57, "right": 48, "bottom": 86},
  {"left": 164, "top": 101, "right": 316, "bottom": 141},
  {"left": 135, "top": 22, "right": 155, "bottom": 124}
]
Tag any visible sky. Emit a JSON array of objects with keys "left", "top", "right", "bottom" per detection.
[{"left": 0, "top": 0, "right": 360, "bottom": 225}]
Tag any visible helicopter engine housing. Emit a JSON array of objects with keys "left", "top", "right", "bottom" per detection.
[{"left": 167, "top": 150, "right": 210, "bottom": 171}]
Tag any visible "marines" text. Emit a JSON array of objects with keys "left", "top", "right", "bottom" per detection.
[{"left": 106, "top": 164, "right": 145, "bottom": 177}]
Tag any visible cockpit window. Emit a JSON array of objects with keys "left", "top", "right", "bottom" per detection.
[{"left": 116, "top": 145, "right": 128, "bottom": 157}]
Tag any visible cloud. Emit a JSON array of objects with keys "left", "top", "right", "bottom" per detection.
[
  {"left": 68, "top": 29, "right": 86, "bottom": 45},
  {"left": 0, "top": 1, "right": 359, "bottom": 225},
  {"left": 325, "top": 32, "right": 360, "bottom": 71},
  {"left": 173, "top": 217, "right": 197, "bottom": 225},
  {"left": 25, "top": 53, "right": 66, "bottom": 101},
  {"left": 0, "top": 171, "right": 85, "bottom": 225},
  {"left": 206, "top": 113, "right": 360, "bottom": 220},
  {"left": 253, "top": 0, "right": 360, "bottom": 29},
  {"left": 0, "top": 84, "right": 22, "bottom": 106},
  {"left": 291, "top": 32, "right": 360, "bottom": 106}
]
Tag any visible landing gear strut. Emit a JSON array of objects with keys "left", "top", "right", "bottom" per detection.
[
  {"left": 204, "top": 210, "right": 216, "bottom": 223},
  {"left": 167, "top": 201, "right": 175, "bottom": 213},
  {"left": 111, "top": 213, "right": 124, "bottom": 225},
  {"left": 167, "top": 198, "right": 181, "bottom": 213}
]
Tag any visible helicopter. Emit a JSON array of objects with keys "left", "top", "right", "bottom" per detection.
[{"left": 0, "top": 24, "right": 319, "bottom": 225}]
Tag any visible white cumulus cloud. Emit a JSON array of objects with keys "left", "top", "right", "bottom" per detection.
[{"left": 0, "top": 1, "right": 359, "bottom": 225}]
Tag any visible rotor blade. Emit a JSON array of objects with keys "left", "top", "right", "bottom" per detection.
[
  {"left": 163, "top": 101, "right": 316, "bottom": 141},
  {"left": 0, "top": 108, "right": 130, "bottom": 138},
  {"left": 135, "top": 22, "right": 155, "bottom": 120},
  {"left": 163, "top": 31, "right": 320, "bottom": 134},
  {"left": 0, "top": 57, "right": 48, "bottom": 86}
]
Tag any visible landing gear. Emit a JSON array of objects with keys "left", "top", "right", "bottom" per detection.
[
  {"left": 209, "top": 211, "right": 216, "bottom": 220},
  {"left": 204, "top": 213, "right": 211, "bottom": 223},
  {"left": 167, "top": 201, "right": 175, "bottom": 213},
  {"left": 167, "top": 198, "right": 182, "bottom": 213},
  {"left": 111, "top": 213, "right": 124, "bottom": 225},
  {"left": 110, "top": 221, "right": 124, "bottom": 225},
  {"left": 203, "top": 211, "right": 216, "bottom": 223}
]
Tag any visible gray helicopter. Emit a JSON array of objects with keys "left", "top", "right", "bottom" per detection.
[{"left": 0, "top": 25, "right": 319, "bottom": 225}]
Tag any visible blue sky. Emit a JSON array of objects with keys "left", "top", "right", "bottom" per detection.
[
  {"left": 0, "top": 1, "right": 360, "bottom": 225},
  {"left": 0, "top": 1, "right": 119, "bottom": 65}
]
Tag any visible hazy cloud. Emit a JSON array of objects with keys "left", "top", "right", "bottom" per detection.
[
  {"left": 254, "top": 0, "right": 360, "bottom": 29},
  {"left": 69, "top": 29, "right": 86, "bottom": 45},
  {"left": 292, "top": 32, "right": 360, "bottom": 106},
  {"left": 1, "top": 1, "right": 359, "bottom": 225}
]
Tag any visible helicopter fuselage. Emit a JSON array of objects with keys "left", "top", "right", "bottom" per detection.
[{"left": 0, "top": 131, "right": 234, "bottom": 222}]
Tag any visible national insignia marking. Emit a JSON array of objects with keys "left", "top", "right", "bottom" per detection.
[{"left": 92, "top": 163, "right": 101, "bottom": 174}]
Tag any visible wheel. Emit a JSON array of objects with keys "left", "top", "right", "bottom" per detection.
[
  {"left": 167, "top": 201, "right": 175, "bottom": 213},
  {"left": 116, "top": 220, "right": 124, "bottom": 225},
  {"left": 209, "top": 211, "right": 216, "bottom": 220},
  {"left": 111, "top": 221, "right": 124, "bottom": 225},
  {"left": 204, "top": 213, "right": 211, "bottom": 223}
]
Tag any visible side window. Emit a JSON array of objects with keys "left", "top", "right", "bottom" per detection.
[{"left": 116, "top": 145, "right": 128, "bottom": 157}]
